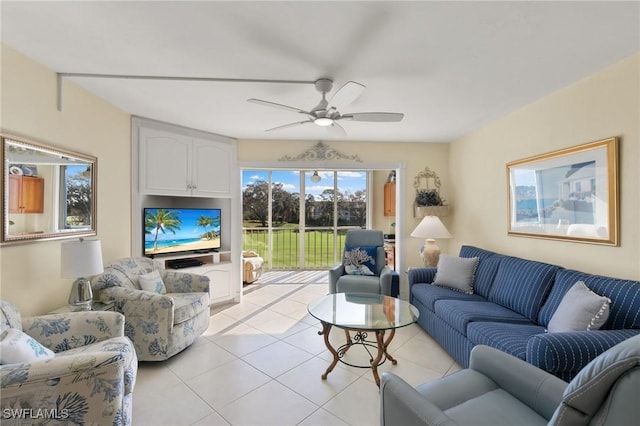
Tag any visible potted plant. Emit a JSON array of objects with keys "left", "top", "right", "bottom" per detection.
[{"left": 414, "top": 189, "right": 448, "bottom": 217}]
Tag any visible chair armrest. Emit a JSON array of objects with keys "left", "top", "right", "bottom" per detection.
[
  {"left": 21, "top": 311, "right": 125, "bottom": 352},
  {"left": 408, "top": 267, "right": 437, "bottom": 285},
  {"left": 470, "top": 345, "right": 567, "bottom": 420},
  {"left": 380, "top": 372, "right": 457, "bottom": 426},
  {"left": 379, "top": 266, "right": 393, "bottom": 296},
  {"left": 527, "top": 329, "right": 640, "bottom": 378},
  {"left": 1, "top": 350, "right": 129, "bottom": 405},
  {"left": 100, "top": 287, "right": 174, "bottom": 335},
  {"left": 328, "top": 264, "right": 344, "bottom": 294},
  {"left": 161, "top": 270, "right": 210, "bottom": 294}
]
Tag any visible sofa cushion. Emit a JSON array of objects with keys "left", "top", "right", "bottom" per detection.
[
  {"left": 538, "top": 269, "right": 640, "bottom": 329},
  {"left": 547, "top": 281, "right": 610, "bottom": 333},
  {"left": 171, "top": 292, "right": 209, "bottom": 325},
  {"left": 433, "top": 254, "right": 479, "bottom": 294},
  {"left": 488, "top": 256, "right": 559, "bottom": 322},
  {"left": 411, "top": 283, "right": 488, "bottom": 312},
  {"left": 459, "top": 246, "right": 504, "bottom": 298},
  {"left": 467, "top": 322, "right": 546, "bottom": 361},
  {"left": 434, "top": 300, "right": 532, "bottom": 336}
]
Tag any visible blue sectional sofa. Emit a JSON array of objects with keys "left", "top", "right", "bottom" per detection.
[{"left": 409, "top": 245, "right": 640, "bottom": 380}]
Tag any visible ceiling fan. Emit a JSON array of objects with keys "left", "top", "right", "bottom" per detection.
[{"left": 247, "top": 78, "right": 404, "bottom": 136}]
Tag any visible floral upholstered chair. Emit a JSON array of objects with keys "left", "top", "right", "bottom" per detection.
[
  {"left": 0, "top": 300, "right": 137, "bottom": 425},
  {"left": 90, "top": 257, "right": 210, "bottom": 361}
]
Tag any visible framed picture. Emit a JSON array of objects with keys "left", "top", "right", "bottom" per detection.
[{"left": 507, "top": 137, "right": 618, "bottom": 245}]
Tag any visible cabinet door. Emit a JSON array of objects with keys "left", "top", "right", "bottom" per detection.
[
  {"left": 191, "top": 139, "right": 232, "bottom": 197},
  {"left": 8, "top": 174, "right": 21, "bottom": 213},
  {"left": 196, "top": 264, "right": 233, "bottom": 305},
  {"left": 384, "top": 182, "right": 396, "bottom": 216},
  {"left": 139, "top": 127, "right": 191, "bottom": 196},
  {"left": 8, "top": 175, "right": 44, "bottom": 213},
  {"left": 21, "top": 177, "right": 44, "bottom": 213}
]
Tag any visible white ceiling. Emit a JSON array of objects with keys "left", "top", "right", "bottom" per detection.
[{"left": 1, "top": 1, "right": 638, "bottom": 143}]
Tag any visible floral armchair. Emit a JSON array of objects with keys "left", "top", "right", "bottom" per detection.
[
  {"left": 90, "top": 257, "right": 210, "bottom": 361},
  {"left": 0, "top": 300, "right": 137, "bottom": 425}
]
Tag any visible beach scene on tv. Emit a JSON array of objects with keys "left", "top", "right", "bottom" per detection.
[{"left": 144, "top": 208, "right": 221, "bottom": 255}]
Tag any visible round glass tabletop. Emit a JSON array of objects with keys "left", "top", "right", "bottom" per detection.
[{"left": 308, "top": 292, "right": 419, "bottom": 331}]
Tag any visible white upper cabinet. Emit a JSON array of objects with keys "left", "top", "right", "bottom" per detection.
[
  {"left": 139, "top": 127, "right": 234, "bottom": 197},
  {"left": 191, "top": 138, "right": 232, "bottom": 197}
]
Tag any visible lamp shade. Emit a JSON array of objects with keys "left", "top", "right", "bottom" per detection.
[
  {"left": 410, "top": 216, "right": 452, "bottom": 240},
  {"left": 61, "top": 239, "right": 104, "bottom": 278}
]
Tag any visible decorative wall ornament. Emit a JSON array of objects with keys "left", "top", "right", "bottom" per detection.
[
  {"left": 278, "top": 141, "right": 362, "bottom": 163},
  {"left": 413, "top": 167, "right": 449, "bottom": 217}
]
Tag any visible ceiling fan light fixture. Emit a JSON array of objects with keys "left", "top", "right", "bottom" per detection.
[
  {"left": 310, "top": 171, "right": 321, "bottom": 183},
  {"left": 314, "top": 117, "right": 334, "bottom": 127}
]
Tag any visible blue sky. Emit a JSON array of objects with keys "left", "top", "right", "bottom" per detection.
[{"left": 242, "top": 170, "right": 367, "bottom": 197}]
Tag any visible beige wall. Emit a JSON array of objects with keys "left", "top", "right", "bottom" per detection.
[
  {"left": 449, "top": 54, "right": 640, "bottom": 280},
  {"left": 1, "top": 45, "right": 132, "bottom": 316}
]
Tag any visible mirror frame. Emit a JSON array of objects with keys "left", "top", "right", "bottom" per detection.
[{"left": 1, "top": 133, "right": 97, "bottom": 245}]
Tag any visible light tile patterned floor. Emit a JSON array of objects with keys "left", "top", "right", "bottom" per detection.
[{"left": 132, "top": 271, "right": 460, "bottom": 426}]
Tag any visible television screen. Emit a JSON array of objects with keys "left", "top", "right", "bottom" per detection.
[{"left": 144, "top": 207, "right": 221, "bottom": 257}]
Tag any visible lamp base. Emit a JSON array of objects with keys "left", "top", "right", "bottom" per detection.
[
  {"left": 420, "top": 239, "right": 441, "bottom": 267},
  {"left": 68, "top": 277, "right": 93, "bottom": 309}
]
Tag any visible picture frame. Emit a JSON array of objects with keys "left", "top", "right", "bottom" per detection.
[{"left": 507, "top": 137, "right": 618, "bottom": 245}]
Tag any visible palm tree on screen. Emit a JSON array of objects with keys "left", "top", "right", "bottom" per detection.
[
  {"left": 196, "top": 215, "right": 213, "bottom": 238},
  {"left": 145, "top": 209, "right": 182, "bottom": 250}
]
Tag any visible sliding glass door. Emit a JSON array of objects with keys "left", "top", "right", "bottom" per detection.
[{"left": 242, "top": 169, "right": 368, "bottom": 270}]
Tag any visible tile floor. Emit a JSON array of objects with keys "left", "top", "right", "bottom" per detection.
[{"left": 132, "top": 271, "right": 460, "bottom": 426}]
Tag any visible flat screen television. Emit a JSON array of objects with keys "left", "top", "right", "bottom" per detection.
[{"left": 143, "top": 207, "right": 221, "bottom": 257}]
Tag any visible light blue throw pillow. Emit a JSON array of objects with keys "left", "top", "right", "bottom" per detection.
[
  {"left": 343, "top": 245, "right": 377, "bottom": 276},
  {"left": 139, "top": 269, "right": 167, "bottom": 294},
  {"left": 0, "top": 328, "right": 55, "bottom": 364}
]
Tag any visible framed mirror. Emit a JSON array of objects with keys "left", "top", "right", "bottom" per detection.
[{"left": 1, "top": 134, "right": 97, "bottom": 244}]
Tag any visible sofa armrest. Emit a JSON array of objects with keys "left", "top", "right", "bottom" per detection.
[
  {"left": 408, "top": 267, "right": 437, "bottom": 285},
  {"left": 470, "top": 345, "right": 567, "bottom": 420},
  {"left": 379, "top": 266, "right": 392, "bottom": 296},
  {"left": 527, "top": 329, "right": 640, "bottom": 378},
  {"left": 21, "top": 311, "right": 125, "bottom": 352},
  {"left": 328, "top": 264, "right": 344, "bottom": 294},
  {"left": 161, "top": 270, "right": 210, "bottom": 294},
  {"left": 380, "top": 372, "right": 457, "bottom": 426},
  {"left": 100, "top": 286, "right": 174, "bottom": 335}
]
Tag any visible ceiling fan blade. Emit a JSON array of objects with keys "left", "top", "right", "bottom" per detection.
[
  {"left": 265, "top": 120, "right": 313, "bottom": 132},
  {"left": 248, "top": 98, "right": 311, "bottom": 115},
  {"left": 328, "top": 81, "right": 365, "bottom": 109},
  {"left": 341, "top": 112, "right": 404, "bottom": 122},
  {"left": 326, "top": 122, "right": 347, "bottom": 137}
]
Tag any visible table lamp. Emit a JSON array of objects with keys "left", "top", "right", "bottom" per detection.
[
  {"left": 61, "top": 238, "right": 103, "bottom": 309},
  {"left": 410, "top": 216, "right": 452, "bottom": 267}
]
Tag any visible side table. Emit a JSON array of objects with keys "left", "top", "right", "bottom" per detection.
[{"left": 49, "top": 301, "right": 115, "bottom": 314}]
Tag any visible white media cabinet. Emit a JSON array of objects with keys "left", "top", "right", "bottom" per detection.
[{"left": 131, "top": 117, "right": 241, "bottom": 306}]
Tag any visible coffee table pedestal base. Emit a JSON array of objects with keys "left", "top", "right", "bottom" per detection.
[{"left": 318, "top": 321, "right": 397, "bottom": 387}]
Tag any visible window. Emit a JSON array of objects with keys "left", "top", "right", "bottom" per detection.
[{"left": 59, "top": 165, "right": 93, "bottom": 229}]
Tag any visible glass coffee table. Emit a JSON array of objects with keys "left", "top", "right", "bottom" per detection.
[{"left": 307, "top": 292, "right": 419, "bottom": 387}]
